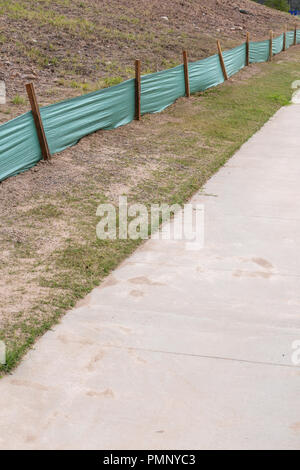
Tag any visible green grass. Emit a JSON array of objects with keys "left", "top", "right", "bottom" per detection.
[
  {"left": 25, "top": 203, "right": 63, "bottom": 220},
  {"left": 11, "top": 94, "right": 26, "bottom": 105},
  {"left": 1, "top": 51, "right": 300, "bottom": 375},
  {"left": 103, "top": 76, "right": 123, "bottom": 87}
]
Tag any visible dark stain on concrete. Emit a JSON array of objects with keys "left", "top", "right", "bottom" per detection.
[
  {"left": 252, "top": 258, "right": 274, "bottom": 269},
  {"left": 290, "top": 422, "right": 300, "bottom": 433},
  {"left": 87, "top": 351, "right": 105, "bottom": 371},
  {"left": 86, "top": 388, "right": 114, "bottom": 398},
  {"left": 130, "top": 289, "right": 144, "bottom": 297},
  {"left": 129, "top": 276, "right": 164, "bottom": 286},
  {"left": 101, "top": 276, "right": 120, "bottom": 288},
  {"left": 233, "top": 270, "right": 273, "bottom": 279},
  {"left": 10, "top": 379, "right": 49, "bottom": 391}
]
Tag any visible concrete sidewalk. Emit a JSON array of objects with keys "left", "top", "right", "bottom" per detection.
[{"left": 1, "top": 104, "right": 300, "bottom": 450}]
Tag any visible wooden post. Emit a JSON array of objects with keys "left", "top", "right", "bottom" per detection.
[
  {"left": 294, "top": 24, "right": 297, "bottom": 46},
  {"left": 217, "top": 40, "right": 228, "bottom": 81},
  {"left": 269, "top": 30, "right": 273, "bottom": 61},
  {"left": 135, "top": 59, "right": 141, "bottom": 121},
  {"left": 283, "top": 25, "right": 286, "bottom": 52},
  {"left": 25, "top": 82, "right": 50, "bottom": 161},
  {"left": 182, "top": 50, "right": 190, "bottom": 97},
  {"left": 246, "top": 32, "right": 250, "bottom": 66}
]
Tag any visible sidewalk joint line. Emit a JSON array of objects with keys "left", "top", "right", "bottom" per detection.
[{"left": 109, "top": 345, "right": 298, "bottom": 370}]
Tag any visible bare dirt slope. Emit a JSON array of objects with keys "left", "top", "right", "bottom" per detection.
[{"left": 0, "top": 0, "right": 298, "bottom": 114}]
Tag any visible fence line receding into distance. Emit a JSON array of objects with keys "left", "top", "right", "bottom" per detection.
[{"left": 0, "top": 25, "right": 299, "bottom": 183}]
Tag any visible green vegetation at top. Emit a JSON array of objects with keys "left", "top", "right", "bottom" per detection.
[
  {"left": 266, "top": 0, "right": 289, "bottom": 12},
  {"left": 254, "top": 0, "right": 290, "bottom": 12}
]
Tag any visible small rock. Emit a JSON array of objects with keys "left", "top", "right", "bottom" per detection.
[
  {"left": 239, "top": 9, "right": 251, "bottom": 15},
  {"left": 161, "top": 16, "right": 169, "bottom": 21},
  {"left": 22, "top": 74, "right": 37, "bottom": 80}
]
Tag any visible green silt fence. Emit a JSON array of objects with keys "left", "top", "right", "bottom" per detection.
[
  {"left": 272, "top": 34, "right": 284, "bottom": 55},
  {"left": 42, "top": 79, "right": 136, "bottom": 155},
  {"left": 1, "top": 30, "right": 299, "bottom": 182}
]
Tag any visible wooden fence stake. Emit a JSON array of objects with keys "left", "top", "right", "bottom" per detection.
[
  {"left": 217, "top": 40, "right": 228, "bottom": 81},
  {"left": 283, "top": 25, "right": 286, "bottom": 52},
  {"left": 269, "top": 30, "right": 273, "bottom": 61},
  {"left": 182, "top": 50, "right": 190, "bottom": 97},
  {"left": 25, "top": 82, "right": 50, "bottom": 161},
  {"left": 246, "top": 32, "right": 250, "bottom": 66},
  {"left": 294, "top": 24, "right": 297, "bottom": 46},
  {"left": 135, "top": 59, "right": 141, "bottom": 121}
]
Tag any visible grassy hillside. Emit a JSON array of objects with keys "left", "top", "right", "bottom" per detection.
[{"left": 0, "top": 0, "right": 298, "bottom": 119}]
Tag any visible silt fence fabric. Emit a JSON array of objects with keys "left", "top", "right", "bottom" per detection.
[
  {"left": 286, "top": 31, "right": 295, "bottom": 48},
  {"left": 141, "top": 65, "right": 185, "bottom": 115},
  {"left": 42, "top": 79, "right": 135, "bottom": 155},
  {"left": 0, "top": 30, "right": 299, "bottom": 182},
  {"left": 0, "top": 112, "right": 42, "bottom": 181},
  {"left": 249, "top": 40, "right": 270, "bottom": 63},
  {"left": 223, "top": 43, "right": 246, "bottom": 78},
  {"left": 272, "top": 34, "right": 284, "bottom": 55},
  {"left": 188, "top": 54, "right": 224, "bottom": 94}
]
